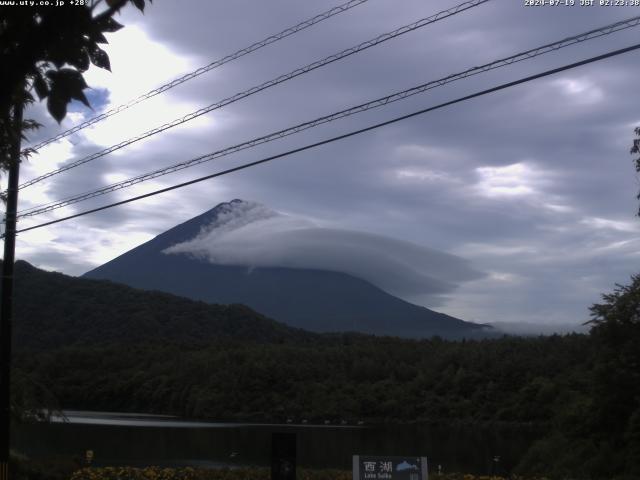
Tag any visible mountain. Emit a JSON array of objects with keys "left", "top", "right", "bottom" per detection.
[
  {"left": 489, "top": 321, "right": 589, "bottom": 336},
  {"left": 83, "top": 200, "right": 490, "bottom": 339},
  {"left": 6, "top": 259, "right": 315, "bottom": 351}
]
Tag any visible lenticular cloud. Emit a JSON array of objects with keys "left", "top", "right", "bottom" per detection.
[{"left": 164, "top": 200, "right": 483, "bottom": 301}]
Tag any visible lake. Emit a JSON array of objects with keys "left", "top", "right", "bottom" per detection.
[{"left": 13, "top": 411, "right": 539, "bottom": 475}]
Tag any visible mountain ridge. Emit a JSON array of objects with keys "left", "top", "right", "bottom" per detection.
[
  {"left": 83, "top": 200, "right": 491, "bottom": 339},
  {"left": 5, "top": 259, "right": 317, "bottom": 351}
]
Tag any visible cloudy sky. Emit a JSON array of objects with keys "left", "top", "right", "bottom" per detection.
[{"left": 10, "top": 0, "right": 640, "bottom": 326}]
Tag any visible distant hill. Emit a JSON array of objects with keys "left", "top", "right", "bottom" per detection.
[
  {"left": 489, "top": 321, "right": 590, "bottom": 336},
  {"left": 84, "top": 199, "right": 490, "bottom": 339},
  {"left": 5, "top": 260, "right": 315, "bottom": 351}
]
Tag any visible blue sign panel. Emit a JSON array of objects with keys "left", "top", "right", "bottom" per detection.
[{"left": 353, "top": 456, "right": 428, "bottom": 480}]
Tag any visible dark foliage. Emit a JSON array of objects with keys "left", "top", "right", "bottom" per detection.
[
  {"left": 514, "top": 276, "right": 640, "bottom": 479},
  {"left": 7, "top": 260, "right": 640, "bottom": 478},
  {"left": 632, "top": 127, "right": 640, "bottom": 215},
  {"left": 587, "top": 277, "right": 640, "bottom": 477},
  {"left": 17, "top": 334, "right": 593, "bottom": 428},
  {"left": 0, "top": 0, "right": 151, "bottom": 170},
  {"left": 5, "top": 260, "right": 316, "bottom": 350}
]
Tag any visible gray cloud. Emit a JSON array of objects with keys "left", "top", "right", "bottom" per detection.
[
  {"left": 12, "top": 0, "right": 640, "bottom": 325},
  {"left": 164, "top": 200, "right": 484, "bottom": 302}
]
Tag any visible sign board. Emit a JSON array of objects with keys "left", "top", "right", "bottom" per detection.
[{"left": 353, "top": 456, "right": 428, "bottom": 480}]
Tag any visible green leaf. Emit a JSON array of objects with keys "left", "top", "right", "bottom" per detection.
[
  {"left": 71, "top": 51, "right": 90, "bottom": 72},
  {"left": 73, "top": 89, "right": 91, "bottom": 109},
  {"left": 90, "top": 29, "right": 109, "bottom": 44},
  {"left": 88, "top": 46, "right": 111, "bottom": 71},
  {"left": 33, "top": 73, "right": 49, "bottom": 100},
  {"left": 47, "top": 94, "right": 67, "bottom": 123},
  {"left": 50, "top": 56, "right": 66, "bottom": 69},
  {"left": 131, "top": 0, "right": 145, "bottom": 11},
  {"left": 57, "top": 68, "right": 88, "bottom": 90},
  {"left": 96, "top": 16, "right": 123, "bottom": 33},
  {"left": 46, "top": 68, "right": 91, "bottom": 120}
]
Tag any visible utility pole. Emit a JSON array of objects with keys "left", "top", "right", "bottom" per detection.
[{"left": 0, "top": 101, "right": 23, "bottom": 480}]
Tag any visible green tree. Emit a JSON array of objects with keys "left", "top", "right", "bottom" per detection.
[
  {"left": 0, "top": 0, "right": 154, "bottom": 460},
  {"left": 0, "top": 0, "right": 152, "bottom": 171},
  {"left": 588, "top": 276, "right": 640, "bottom": 476},
  {"left": 631, "top": 126, "right": 640, "bottom": 215}
]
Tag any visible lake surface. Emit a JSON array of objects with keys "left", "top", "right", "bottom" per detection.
[{"left": 13, "top": 411, "right": 538, "bottom": 475}]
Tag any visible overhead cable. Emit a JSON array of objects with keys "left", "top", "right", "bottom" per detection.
[
  {"left": 17, "top": 14, "right": 640, "bottom": 218},
  {"left": 11, "top": 42, "right": 640, "bottom": 236},
  {"left": 28, "top": 0, "right": 372, "bottom": 152},
  {"left": 16, "top": 0, "right": 490, "bottom": 191}
]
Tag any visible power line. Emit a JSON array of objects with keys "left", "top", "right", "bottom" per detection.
[
  {"left": 27, "top": 0, "right": 371, "bottom": 152},
  {"left": 17, "top": 14, "right": 640, "bottom": 219},
  {"left": 16, "top": 0, "right": 490, "bottom": 192},
  {"left": 11, "top": 42, "right": 640, "bottom": 237}
]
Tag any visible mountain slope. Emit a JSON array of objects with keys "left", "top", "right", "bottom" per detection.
[
  {"left": 84, "top": 200, "right": 489, "bottom": 339},
  {"left": 6, "top": 260, "right": 315, "bottom": 351}
]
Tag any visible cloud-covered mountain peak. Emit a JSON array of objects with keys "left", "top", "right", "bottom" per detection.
[
  {"left": 194, "top": 199, "right": 289, "bottom": 241},
  {"left": 164, "top": 200, "right": 484, "bottom": 306},
  {"left": 84, "top": 199, "right": 488, "bottom": 338}
]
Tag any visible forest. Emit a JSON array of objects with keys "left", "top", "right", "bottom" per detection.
[{"left": 5, "top": 261, "right": 640, "bottom": 478}]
